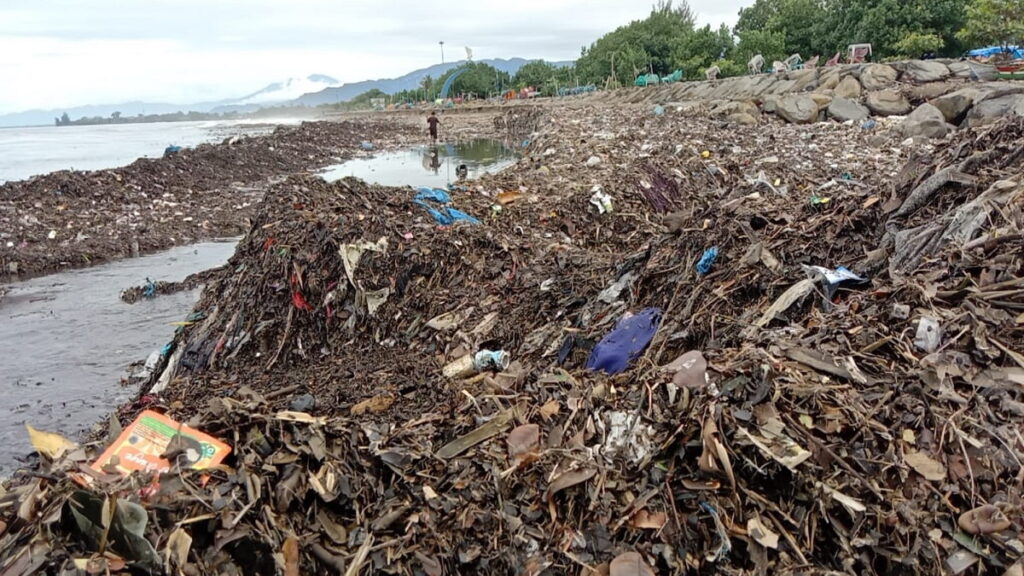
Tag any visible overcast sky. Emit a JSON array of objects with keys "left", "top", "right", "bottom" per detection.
[{"left": 0, "top": 0, "right": 744, "bottom": 114}]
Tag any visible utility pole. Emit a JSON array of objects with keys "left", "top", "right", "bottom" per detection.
[{"left": 440, "top": 41, "right": 445, "bottom": 64}]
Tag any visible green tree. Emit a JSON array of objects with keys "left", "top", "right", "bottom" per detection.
[
  {"left": 893, "top": 32, "right": 945, "bottom": 56},
  {"left": 958, "top": 0, "right": 1024, "bottom": 48},
  {"left": 576, "top": 1, "right": 696, "bottom": 86},
  {"left": 735, "top": 29, "right": 788, "bottom": 65},
  {"left": 111, "top": 111, "right": 122, "bottom": 120},
  {"left": 671, "top": 24, "right": 736, "bottom": 79}
]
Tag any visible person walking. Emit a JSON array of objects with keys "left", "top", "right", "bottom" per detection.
[{"left": 427, "top": 111, "right": 441, "bottom": 142}]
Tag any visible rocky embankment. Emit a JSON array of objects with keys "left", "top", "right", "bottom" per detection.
[{"left": 591, "top": 59, "right": 1022, "bottom": 140}]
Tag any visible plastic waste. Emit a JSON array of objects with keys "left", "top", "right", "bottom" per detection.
[
  {"left": 653, "top": 105, "right": 666, "bottom": 116},
  {"left": 143, "top": 277, "right": 157, "bottom": 299},
  {"left": 914, "top": 317, "right": 942, "bottom": 353},
  {"left": 360, "top": 141, "right": 375, "bottom": 151},
  {"left": 587, "top": 308, "right": 663, "bottom": 374},
  {"left": 696, "top": 247, "right": 719, "bottom": 276},
  {"left": 163, "top": 145, "right": 182, "bottom": 157},
  {"left": 802, "top": 265, "right": 869, "bottom": 304},
  {"left": 861, "top": 119, "right": 877, "bottom": 130},
  {"left": 442, "top": 349, "right": 511, "bottom": 378},
  {"left": 414, "top": 187, "right": 480, "bottom": 225},
  {"left": 590, "top": 186, "right": 613, "bottom": 214}
]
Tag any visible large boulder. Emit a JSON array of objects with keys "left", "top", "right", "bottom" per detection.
[
  {"left": 834, "top": 76, "right": 862, "bottom": 100},
  {"left": 898, "top": 104, "right": 950, "bottom": 139},
  {"left": 967, "top": 94, "right": 1024, "bottom": 126},
  {"left": 933, "top": 88, "right": 978, "bottom": 124},
  {"left": 710, "top": 100, "right": 760, "bottom": 118},
  {"left": 776, "top": 94, "right": 820, "bottom": 123},
  {"left": 827, "top": 97, "right": 870, "bottom": 123},
  {"left": 907, "top": 82, "right": 956, "bottom": 101},
  {"left": 817, "top": 70, "right": 842, "bottom": 91},
  {"left": 761, "top": 95, "right": 780, "bottom": 114},
  {"left": 902, "top": 60, "right": 951, "bottom": 83},
  {"left": 947, "top": 61, "right": 972, "bottom": 79},
  {"left": 727, "top": 112, "right": 759, "bottom": 126},
  {"left": 866, "top": 90, "right": 913, "bottom": 116},
  {"left": 810, "top": 93, "right": 833, "bottom": 110},
  {"left": 861, "top": 64, "right": 899, "bottom": 90}
]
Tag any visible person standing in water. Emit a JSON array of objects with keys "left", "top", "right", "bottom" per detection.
[{"left": 427, "top": 112, "right": 441, "bottom": 142}]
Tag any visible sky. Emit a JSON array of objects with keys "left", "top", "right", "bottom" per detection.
[{"left": 0, "top": 0, "right": 744, "bottom": 114}]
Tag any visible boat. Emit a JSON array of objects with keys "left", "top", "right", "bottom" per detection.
[{"left": 996, "top": 61, "right": 1024, "bottom": 80}]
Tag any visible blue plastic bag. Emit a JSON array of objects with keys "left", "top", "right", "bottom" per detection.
[
  {"left": 586, "top": 308, "right": 663, "bottom": 374},
  {"left": 414, "top": 187, "right": 479, "bottom": 225},
  {"left": 696, "top": 247, "right": 719, "bottom": 276}
]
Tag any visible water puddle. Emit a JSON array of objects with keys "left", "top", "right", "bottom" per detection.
[
  {"left": 320, "top": 139, "right": 517, "bottom": 188},
  {"left": 0, "top": 240, "right": 237, "bottom": 475}
]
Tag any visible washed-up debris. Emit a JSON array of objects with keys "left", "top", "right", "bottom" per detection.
[
  {"left": 120, "top": 266, "right": 225, "bottom": 303},
  {"left": 1, "top": 107, "right": 1023, "bottom": 576}
]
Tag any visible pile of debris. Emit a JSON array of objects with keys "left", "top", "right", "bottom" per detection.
[
  {"left": 1, "top": 108, "right": 1021, "bottom": 576},
  {"left": 0, "top": 118, "right": 419, "bottom": 279}
]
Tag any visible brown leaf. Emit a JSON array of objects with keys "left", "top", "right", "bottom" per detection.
[
  {"left": 609, "top": 551, "right": 655, "bottom": 576},
  {"left": 629, "top": 510, "right": 667, "bottom": 530},
  {"left": 497, "top": 191, "right": 523, "bottom": 205},
  {"left": 699, "top": 416, "right": 736, "bottom": 490},
  {"left": 662, "top": 350, "right": 707, "bottom": 389},
  {"left": 958, "top": 505, "right": 1012, "bottom": 535},
  {"left": 165, "top": 527, "right": 193, "bottom": 570},
  {"left": 436, "top": 410, "right": 514, "bottom": 459},
  {"left": 351, "top": 394, "right": 394, "bottom": 416},
  {"left": 415, "top": 551, "right": 444, "bottom": 576},
  {"left": 545, "top": 467, "right": 597, "bottom": 521},
  {"left": 904, "top": 450, "right": 946, "bottom": 482},
  {"left": 539, "top": 399, "right": 560, "bottom": 421},
  {"left": 507, "top": 424, "right": 540, "bottom": 465},
  {"left": 746, "top": 516, "right": 779, "bottom": 549},
  {"left": 283, "top": 536, "right": 300, "bottom": 576}
]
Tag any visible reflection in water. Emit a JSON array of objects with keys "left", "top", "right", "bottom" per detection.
[{"left": 321, "top": 139, "right": 518, "bottom": 188}]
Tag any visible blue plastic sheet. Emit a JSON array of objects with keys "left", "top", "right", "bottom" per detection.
[
  {"left": 414, "top": 187, "right": 480, "bottom": 225},
  {"left": 696, "top": 247, "right": 719, "bottom": 276},
  {"left": 586, "top": 308, "right": 663, "bottom": 374},
  {"left": 967, "top": 45, "right": 1024, "bottom": 59}
]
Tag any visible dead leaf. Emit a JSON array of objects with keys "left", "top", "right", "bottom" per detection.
[
  {"left": 539, "top": 399, "right": 560, "bottom": 421},
  {"left": 863, "top": 196, "right": 880, "bottom": 209},
  {"left": 283, "top": 536, "right": 300, "bottom": 576},
  {"left": 609, "top": 551, "right": 655, "bottom": 576},
  {"left": 436, "top": 410, "right": 514, "bottom": 459},
  {"left": 747, "top": 516, "right": 779, "bottom": 549},
  {"left": 958, "top": 505, "right": 1012, "bottom": 535},
  {"left": 274, "top": 411, "right": 328, "bottom": 426},
  {"left": 497, "top": 191, "right": 523, "bottom": 205},
  {"left": 699, "top": 416, "right": 736, "bottom": 490},
  {"left": 816, "top": 481, "right": 867, "bottom": 514},
  {"left": 415, "top": 551, "right": 444, "bottom": 576},
  {"left": 25, "top": 424, "right": 77, "bottom": 460},
  {"left": 165, "top": 527, "right": 192, "bottom": 570},
  {"left": 350, "top": 394, "right": 394, "bottom": 415},
  {"left": 629, "top": 509, "right": 668, "bottom": 530},
  {"left": 755, "top": 279, "right": 815, "bottom": 327},
  {"left": 904, "top": 450, "right": 947, "bottom": 482},
  {"left": 545, "top": 466, "right": 597, "bottom": 521},
  {"left": 662, "top": 350, "right": 707, "bottom": 389},
  {"left": 507, "top": 424, "right": 540, "bottom": 466}
]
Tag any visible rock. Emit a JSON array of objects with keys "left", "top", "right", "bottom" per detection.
[
  {"left": 776, "top": 94, "right": 820, "bottom": 124},
  {"left": 834, "top": 76, "right": 862, "bottom": 100},
  {"left": 726, "top": 112, "right": 759, "bottom": 126},
  {"left": 898, "top": 104, "right": 950, "bottom": 139},
  {"left": 817, "top": 71, "right": 842, "bottom": 91},
  {"left": 586, "top": 156, "right": 602, "bottom": 167},
  {"left": 907, "top": 82, "right": 956, "bottom": 102},
  {"left": 967, "top": 94, "right": 1024, "bottom": 126},
  {"left": 810, "top": 93, "right": 833, "bottom": 110},
  {"left": 933, "top": 88, "right": 978, "bottom": 123},
  {"left": 289, "top": 393, "right": 317, "bottom": 412},
  {"left": 761, "top": 95, "right": 780, "bottom": 114},
  {"left": 710, "top": 100, "right": 759, "bottom": 118},
  {"left": 902, "top": 60, "right": 951, "bottom": 83},
  {"left": 947, "top": 61, "right": 971, "bottom": 78},
  {"left": 827, "top": 97, "right": 870, "bottom": 123},
  {"left": 866, "top": 90, "right": 912, "bottom": 116},
  {"left": 860, "top": 64, "right": 898, "bottom": 91}
]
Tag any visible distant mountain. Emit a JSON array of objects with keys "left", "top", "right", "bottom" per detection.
[
  {"left": 291, "top": 58, "right": 573, "bottom": 106},
  {"left": 236, "top": 74, "right": 341, "bottom": 105},
  {"left": 0, "top": 60, "right": 572, "bottom": 128}
]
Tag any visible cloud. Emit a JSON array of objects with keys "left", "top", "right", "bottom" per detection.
[{"left": 0, "top": 0, "right": 745, "bottom": 113}]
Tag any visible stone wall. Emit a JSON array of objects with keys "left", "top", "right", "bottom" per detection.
[{"left": 586, "top": 60, "right": 1024, "bottom": 139}]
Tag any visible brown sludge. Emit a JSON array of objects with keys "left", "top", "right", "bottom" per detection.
[{"left": 1, "top": 104, "right": 1022, "bottom": 575}]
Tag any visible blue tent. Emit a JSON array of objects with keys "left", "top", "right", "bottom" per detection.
[{"left": 967, "top": 45, "right": 1024, "bottom": 59}]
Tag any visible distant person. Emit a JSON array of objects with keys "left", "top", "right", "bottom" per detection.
[{"left": 427, "top": 112, "right": 441, "bottom": 142}]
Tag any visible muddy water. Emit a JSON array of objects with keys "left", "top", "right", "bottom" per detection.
[
  {"left": 0, "top": 240, "right": 237, "bottom": 476},
  {"left": 320, "top": 139, "right": 517, "bottom": 188}
]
